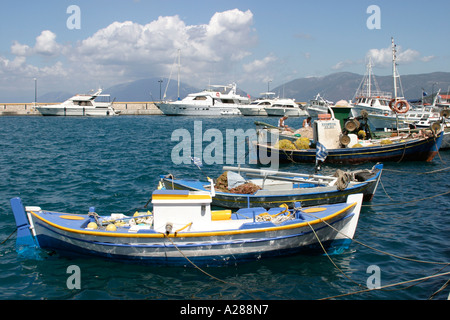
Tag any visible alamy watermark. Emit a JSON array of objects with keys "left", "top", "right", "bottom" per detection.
[
  {"left": 67, "top": 5, "right": 81, "bottom": 30},
  {"left": 366, "top": 265, "right": 381, "bottom": 289},
  {"left": 170, "top": 121, "right": 279, "bottom": 170},
  {"left": 366, "top": 5, "right": 381, "bottom": 30},
  {"left": 66, "top": 265, "right": 81, "bottom": 289}
]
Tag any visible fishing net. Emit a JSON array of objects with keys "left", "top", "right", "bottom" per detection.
[
  {"left": 229, "top": 182, "right": 261, "bottom": 194},
  {"left": 215, "top": 171, "right": 261, "bottom": 194},
  {"left": 294, "top": 137, "right": 310, "bottom": 149},
  {"left": 273, "top": 139, "right": 296, "bottom": 150}
]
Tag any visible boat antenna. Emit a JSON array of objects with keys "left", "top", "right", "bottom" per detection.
[
  {"left": 177, "top": 49, "right": 181, "bottom": 100},
  {"left": 392, "top": 37, "right": 398, "bottom": 101}
]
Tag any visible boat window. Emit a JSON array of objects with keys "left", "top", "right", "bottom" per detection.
[
  {"left": 193, "top": 96, "right": 207, "bottom": 101},
  {"left": 220, "top": 99, "right": 234, "bottom": 104}
]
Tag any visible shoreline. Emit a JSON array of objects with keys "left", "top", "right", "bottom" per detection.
[{"left": 0, "top": 102, "right": 163, "bottom": 116}]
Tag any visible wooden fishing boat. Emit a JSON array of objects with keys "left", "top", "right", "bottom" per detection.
[
  {"left": 255, "top": 115, "right": 444, "bottom": 165},
  {"left": 255, "top": 131, "right": 443, "bottom": 164},
  {"left": 10, "top": 191, "right": 363, "bottom": 266},
  {"left": 160, "top": 163, "right": 382, "bottom": 209}
]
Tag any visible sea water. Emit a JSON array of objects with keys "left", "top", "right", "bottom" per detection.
[{"left": 0, "top": 115, "right": 449, "bottom": 300}]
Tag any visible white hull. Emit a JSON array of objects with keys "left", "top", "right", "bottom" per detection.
[
  {"left": 265, "top": 107, "right": 308, "bottom": 117},
  {"left": 307, "top": 106, "right": 329, "bottom": 118},
  {"left": 37, "top": 106, "right": 118, "bottom": 117},
  {"left": 157, "top": 103, "right": 242, "bottom": 116},
  {"left": 238, "top": 106, "right": 268, "bottom": 116},
  {"left": 36, "top": 89, "right": 118, "bottom": 117},
  {"left": 157, "top": 83, "right": 250, "bottom": 116},
  {"left": 442, "top": 130, "right": 450, "bottom": 150}
]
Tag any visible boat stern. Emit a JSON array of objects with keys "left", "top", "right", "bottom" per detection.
[{"left": 10, "top": 197, "right": 40, "bottom": 250}]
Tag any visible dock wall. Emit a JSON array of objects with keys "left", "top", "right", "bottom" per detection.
[{"left": 0, "top": 102, "right": 163, "bottom": 116}]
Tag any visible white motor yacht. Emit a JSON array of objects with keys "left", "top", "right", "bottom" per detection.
[
  {"left": 156, "top": 83, "right": 250, "bottom": 116},
  {"left": 36, "top": 89, "right": 119, "bottom": 116}
]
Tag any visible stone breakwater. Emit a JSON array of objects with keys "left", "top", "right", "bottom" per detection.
[{"left": 0, "top": 102, "right": 163, "bottom": 116}]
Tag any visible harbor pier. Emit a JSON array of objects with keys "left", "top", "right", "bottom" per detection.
[{"left": 0, "top": 102, "right": 163, "bottom": 116}]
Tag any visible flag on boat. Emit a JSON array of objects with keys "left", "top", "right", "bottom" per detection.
[
  {"left": 316, "top": 142, "right": 328, "bottom": 162},
  {"left": 191, "top": 157, "right": 203, "bottom": 167}
]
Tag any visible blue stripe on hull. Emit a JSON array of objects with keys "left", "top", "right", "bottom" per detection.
[
  {"left": 257, "top": 132, "right": 443, "bottom": 164},
  {"left": 32, "top": 212, "right": 355, "bottom": 266},
  {"left": 34, "top": 234, "right": 353, "bottom": 266}
]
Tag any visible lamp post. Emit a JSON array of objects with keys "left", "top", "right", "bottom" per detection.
[
  {"left": 34, "top": 78, "right": 37, "bottom": 106},
  {"left": 267, "top": 80, "right": 272, "bottom": 93},
  {"left": 158, "top": 79, "right": 163, "bottom": 101}
]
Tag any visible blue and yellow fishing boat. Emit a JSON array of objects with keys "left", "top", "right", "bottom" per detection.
[
  {"left": 160, "top": 164, "right": 382, "bottom": 209},
  {"left": 10, "top": 190, "right": 363, "bottom": 266}
]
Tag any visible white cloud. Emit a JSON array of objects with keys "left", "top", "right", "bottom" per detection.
[
  {"left": 71, "top": 9, "right": 256, "bottom": 82},
  {"left": 1, "top": 9, "right": 259, "bottom": 98},
  {"left": 34, "top": 30, "right": 62, "bottom": 56},
  {"left": 11, "top": 41, "right": 32, "bottom": 56},
  {"left": 243, "top": 54, "right": 277, "bottom": 73},
  {"left": 366, "top": 45, "right": 430, "bottom": 67},
  {"left": 332, "top": 60, "right": 355, "bottom": 70},
  {"left": 330, "top": 44, "right": 437, "bottom": 74}
]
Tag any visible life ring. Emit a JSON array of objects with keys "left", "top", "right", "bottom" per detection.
[
  {"left": 394, "top": 100, "right": 410, "bottom": 113},
  {"left": 216, "top": 92, "right": 220, "bottom": 97},
  {"left": 389, "top": 99, "right": 396, "bottom": 109},
  {"left": 389, "top": 99, "right": 410, "bottom": 114}
]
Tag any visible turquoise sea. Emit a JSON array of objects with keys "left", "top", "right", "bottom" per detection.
[{"left": 0, "top": 115, "right": 449, "bottom": 302}]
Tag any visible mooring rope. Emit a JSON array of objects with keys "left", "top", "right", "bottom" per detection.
[
  {"left": 306, "top": 221, "right": 366, "bottom": 290},
  {"left": 302, "top": 211, "right": 450, "bottom": 266},
  {"left": 319, "top": 271, "right": 450, "bottom": 300},
  {"left": 0, "top": 228, "right": 17, "bottom": 245},
  {"left": 162, "top": 233, "right": 285, "bottom": 299},
  {"left": 364, "top": 189, "right": 450, "bottom": 208},
  {"left": 383, "top": 166, "right": 450, "bottom": 174},
  {"left": 303, "top": 211, "right": 450, "bottom": 299}
]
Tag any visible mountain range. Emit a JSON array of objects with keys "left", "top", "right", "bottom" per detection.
[{"left": 38, "top": 71, "right": 450, "bottom": 103}]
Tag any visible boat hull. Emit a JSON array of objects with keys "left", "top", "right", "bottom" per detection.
[
  {"left": 265, "top": 107, "right": 308, "bottom": 117},
  {"left": 156, "top": 103, "right": 241, "bottom": 116},
  {"left": 11, "top": 196, "right": 362, "bottom": 266},
  {"left": 238, "top": 107, "right": 268, "bottom": 116},
  {"left": 36, "top": 106, "right": 118, "bottom": 116},
  {"left": 255, "top": 132, "right": 443, "bottom": 164},
  {"left": 161, "top": 164, "right": 382, "bottom": 208},
  {"left": 441, "top": 130, "right": 450, "bottom": 150}
]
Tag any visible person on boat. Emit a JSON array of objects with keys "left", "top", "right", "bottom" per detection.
[
  {"left": 279, "top": 115, "right": 293, "bottom": 132},
  {"left": 303, "top": 116, "right": 312, "bottom": 128}
]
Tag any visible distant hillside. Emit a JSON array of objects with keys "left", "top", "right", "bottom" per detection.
[
  {"left": 38, "top": 72, "right": 450, "bottom": 103},
  {"left": 272, "top": 71, "right": 450, "bottom": 103}
]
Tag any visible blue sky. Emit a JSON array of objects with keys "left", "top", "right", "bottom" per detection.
[{"left": 1, "top": 0, "right": 449, "bottom": 102}]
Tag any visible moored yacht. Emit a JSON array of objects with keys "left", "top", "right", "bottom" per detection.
[
  {"left": 36, "top": 89, "right": 119, "bottom": 116},
  {"left": 263, "top": 98, "right": 308, "bottom": 117},
  {"left": 156, "top": 83, "right": 250, "bottom": 116},
  {"left": 238, "top": 92, "right": 275, "bottom": 116},
  {"left": 306, "top": 93, "right": 334, "bottom": 117}
]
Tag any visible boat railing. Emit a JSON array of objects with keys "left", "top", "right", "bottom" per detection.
[{"left": 354, "top": 90, "right": 392, "bottom": 100}]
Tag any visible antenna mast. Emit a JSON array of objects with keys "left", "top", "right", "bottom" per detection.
[{"left": 392, "top": 37, "right": 399, "bottom": 101}]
